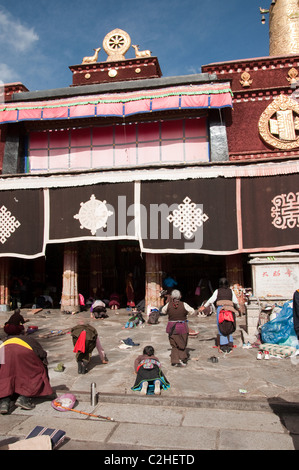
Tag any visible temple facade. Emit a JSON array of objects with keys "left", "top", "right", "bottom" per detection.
[{"left": 0, "top": 1, "right": 298, "bottom": 312}]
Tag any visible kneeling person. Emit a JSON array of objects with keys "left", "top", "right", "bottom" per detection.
[
  {"left": 0, "top": 335, "right": 53, "bottom": 414},
  {"left": 131, "top": 345, "right": 170, "bottom": 395}
]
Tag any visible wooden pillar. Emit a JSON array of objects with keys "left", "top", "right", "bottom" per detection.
[
  {"left": 61, "top": 244, "right": 79, "bottom": 312},
  {"left": 90, "top": 247, "right": 102, "bottom": 297},
  {"left": 226, "top": 254, "right": 246, "bottom": 314},
  {"left": 0, "top": 258, "right": 10, "bottom": 310},
  {"left": 226, "top": 254, "right": 244, "bottom": 285},
  {"left": 145, "top": 253, "right": 163, "bottom": 311}
]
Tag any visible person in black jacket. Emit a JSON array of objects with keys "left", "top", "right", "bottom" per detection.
[{"left": 293, "top": 289, "right": 299, "bottom": 338}]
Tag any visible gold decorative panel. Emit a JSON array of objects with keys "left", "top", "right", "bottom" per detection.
[
  {"left": 240, "top": 71, "right": 253, "bottom": 87},
  {"left": 258, "top": 94, "right": 299, "bottom": 150},
  {"left": 287, "top": 67, "right": 299, "bottom": 84}
]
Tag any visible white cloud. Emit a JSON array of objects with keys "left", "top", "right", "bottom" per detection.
[
  {"left": 0, "top": 63, "right": 18, "bottom": 83},
  {"left": 0, "top": 9, "right": 39, "bottom": 52}
]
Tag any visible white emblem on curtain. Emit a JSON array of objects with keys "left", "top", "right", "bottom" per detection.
[
  {"left": 271, "top": 192, "right": 299, "bottom": 229},
  {"left": 0, "top": 205, "right": 21, "bottom": 244},
  {"left": 74, "top": 195, "right": 113, "bottom": 235},
  {"left": 167, "top": 196, "right": 209, "bottom": 239}
]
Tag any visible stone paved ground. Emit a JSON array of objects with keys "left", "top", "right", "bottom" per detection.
[
  {"left": 1, "top": 307, "right": 299, "bottom": 451},
  {"left": 1, "top": 307, "right": 299, "bottom": 401}
]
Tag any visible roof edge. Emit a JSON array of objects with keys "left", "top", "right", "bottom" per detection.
[{"left": 11, "top": 73, "right": 219, "bottom": 102}]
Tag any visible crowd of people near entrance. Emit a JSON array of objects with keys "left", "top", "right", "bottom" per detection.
[{"left": 0, "top": 273, "right": 245, "bottom": 412}]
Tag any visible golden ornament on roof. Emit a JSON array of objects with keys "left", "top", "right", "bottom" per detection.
[
  {"left": 258, "top": 94, "right": 299, "bottom": 150},
  {"left": 240, "top": 71, "right": 253, "bottom": 87},
  {"left": 81, "top": 47, "right": 101, "bottom": 65},
  {"left": 103, "top": 29, "right": 131, "bottom": 61}
]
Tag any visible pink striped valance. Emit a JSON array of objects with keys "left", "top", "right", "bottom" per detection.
[{"left": 0, "top": 83, "right": 233, "bottom": 124}]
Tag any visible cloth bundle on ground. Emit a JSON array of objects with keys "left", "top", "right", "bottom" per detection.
[
  {"left": 122, "top": 338, "right": 140, "bottom": 346},
  {"left": 118, "top": 338, "right": 140, "bottom": 349},
  {"left": 259, "top": 343, "right": 297, "bottom": 358},
  {"left": 261, "top": 300, "right": 299, "bottom": 348}
]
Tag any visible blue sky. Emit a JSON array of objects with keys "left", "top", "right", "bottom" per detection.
[{"left": 0, "top": 0, "right": 271, "bottom": 92}]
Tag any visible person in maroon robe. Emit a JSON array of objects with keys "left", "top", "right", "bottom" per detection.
[
  {"left": 4, "top": 308, "right": 29, "bottom": 336},
  {"left": 125, "top": 273, "right": 135, "bottom": 308},
  {"left": 0, "top": 335, "right": 53, "bottom": 414}
]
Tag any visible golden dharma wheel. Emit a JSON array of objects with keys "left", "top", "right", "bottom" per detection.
[{"left": 103, "top": 29, "right": 131, "bottom": 61}]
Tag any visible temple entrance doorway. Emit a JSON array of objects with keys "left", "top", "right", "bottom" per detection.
[
  {"left": 161, "top": 253, "right": 251, "bottom": 308},
  {"left": 77, "top": 240, "right": 145, "bottom": 308},
  {"left": 7, "top": 244, "right": 251, "bottom": 311}
]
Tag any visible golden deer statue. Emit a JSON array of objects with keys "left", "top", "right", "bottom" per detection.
[
  {"left": 82, "top": 47, "right": 101, "bottom": 65},
  {"left": 132, "top": 44, "right": 151, "bottom": 58}
]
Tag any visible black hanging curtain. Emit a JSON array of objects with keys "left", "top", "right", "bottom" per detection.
[
  {"left": 48, "top": 182, "right": 135, "bottom": 242},
  {"left": 139, "top": 179, "right": 239, "bottom": 254},
  {"left": 1, "top": 174, "right": 299, "bottom": 258},
  {"left": 0, "top": 189, "right": 44, "bottom": 258},
  {"left": 240, "top": 173, "right": 299, "bottom": 252}
]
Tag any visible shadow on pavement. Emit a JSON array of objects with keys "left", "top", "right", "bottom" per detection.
[{"left": 268, "top": 397, "right": 299, "bottom": 450}]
